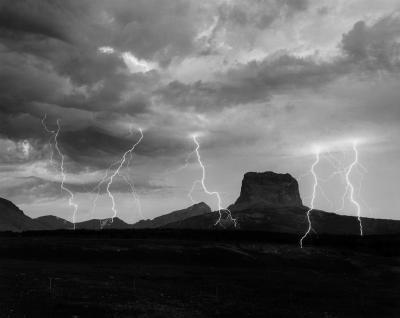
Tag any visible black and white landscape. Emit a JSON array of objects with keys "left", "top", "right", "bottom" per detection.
[{"left": 1, "top": 1, "right": 400, "bottom": 317}]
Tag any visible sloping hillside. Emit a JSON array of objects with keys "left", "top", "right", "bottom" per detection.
[
  {"left": 132, "top": 202, "right": 211, "bottom": 229},
  {"left": 0, "top": 198, "right": 45, "bottom": 231}
]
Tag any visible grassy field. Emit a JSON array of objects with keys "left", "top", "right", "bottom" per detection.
[{"left": 0, "top": 230, "right": 399, "bottom": 317}]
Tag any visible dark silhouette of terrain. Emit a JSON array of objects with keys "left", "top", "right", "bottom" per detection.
[
  {"left": 35, "top": 216, "right": 131, "bottom": 230},
  {"left": 35, "top": 215, "right": 73, "bottom": 230},
  {"left": 163, "top": 172, "right": 400, "bottom": 236},
  {"left": 30, "top": 202, "right": 212, "bottom": 231},
  {"left": 0, "top": 198, "right": 45, "bottom": 231},
  {"left": 232, "top": 171, "right": 303, "bottom": 209},
  {"left": 2, "top": 171, "right": 400, "bottom": 236},
  {"left": 0, "top": 229, "right": 399, "bottom": 317},
  {"left": 76, "top": 217, "right": 131, "bottom": 230},
  {"left": 1, "top": 171, "right": 400, "bottom": 316},
  {"left": 132, "top": 202, "right": 211, "bottom": 229}
]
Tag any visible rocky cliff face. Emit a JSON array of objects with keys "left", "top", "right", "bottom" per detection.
[{"left": 231, "top": 172, "right": 303, "bottom": 210}]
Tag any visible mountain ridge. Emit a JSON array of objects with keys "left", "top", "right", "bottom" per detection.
[
  {"left": 1, "top": 171, "right": 400, "bottom": 235},
  {"left": 161, "top": 171, "right": 400, "bottom": 235},
  {"left": 132, "top": 202, "right": 211, "bottom": 229}
]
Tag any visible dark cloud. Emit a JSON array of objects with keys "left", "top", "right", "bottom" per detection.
[
  {"left": 159, "top": 15, "right": 400, "bottom": 110},
  {"left": 341, "top": 15, "right": 400, "bottom": 71},
  {"left": 196, "top": 0, "right": 309, "bottom": 55},
  {"left": 108, "top": 0, "right": 198, "bottom": 65},
  {"left": 56, "top": 126, "right": 141, "bottom": 170},
  {"left": 0, "top": 174, "right": 165, "bottom": 203},
  {"left": 157, "top": 55, "right": 347, "bottom": 110},
  {"left": 0, "top": 0, "right": 73, "bottom": 42},
  {"left": 218, "top": 0, "right": 309, "bottom": 30},
  {"left": 0, "top": 1, "right": 399, "bottom": 221},
  {"left": 0, "top": 0, "right": 312, "bottom": 122},
  {"left": 0, "top": 50, "right": 69, "bottom": 113},
  {"left": 1, "top": 0, "right": 400, "bottom": 181},
  {"left": 156, "top": 79, "right": 270, "bottom": 110}
]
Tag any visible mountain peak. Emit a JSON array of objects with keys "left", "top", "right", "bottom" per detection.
[
  {"left": 231, "top": 171, "right": 303, "bottom": 210},
  {"left": 132, "top": 202, "right": 211, "bottom": 229},
  {"left": 0, "top": 197, "right": 46, "bottom": 231},
  {"left": 189, "top": 202, "right": 209, "bottom": 210},
  {"left": 0, "top": 197, "right": 24, "bottom": 215}
]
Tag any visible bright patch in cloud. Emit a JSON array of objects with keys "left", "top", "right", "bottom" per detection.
[
  {"left": 98, "top": 46, "right": 115, "bottom": 54},
  {"left": 21, "top": 140, "right": 31, "bottom": 158},
  {"left": 122, "top": 52, "right": 157, "bottom": 73}
]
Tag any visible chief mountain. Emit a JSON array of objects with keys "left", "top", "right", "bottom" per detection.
[{"left": 1, "top": 172, "right": 400, "bottom": 234}]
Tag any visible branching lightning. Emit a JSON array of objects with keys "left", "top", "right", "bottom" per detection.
[
  {"left": 119, "top": 173, "right": 143, "bottom": 219},
  {"left": 300, "top": 148, "right": 320, "bottom": 248},
  {"left": 42, "top": 111, "right": 367, "bottom": 238},
  {"left": 90, "top": 159, "right": 121, "bottom": 218},
  {"left": 42, "top": 115, "right": 78, "bottom": 229},
  {"left": 333, "top": 142, "right": 365, "bottom": 235},
  {"left": 105, "top": 128, "right": 143, "bottom": 222},
  {"left": 190, "top": 135, "right": 237, "bottom": 227},
  {"left": 89, "top": 128, "right": 143, "bottom": 224},
  {"left": 300, "top": 140, "right": 367, "bottom": 247}
]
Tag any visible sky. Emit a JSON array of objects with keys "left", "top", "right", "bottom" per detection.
[{"left": 1, "top": 0, "right": 400, "bottom": 223}]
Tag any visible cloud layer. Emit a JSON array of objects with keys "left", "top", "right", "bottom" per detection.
[{"left": 1, "top": 0, "right": 400, "bottom": 222}]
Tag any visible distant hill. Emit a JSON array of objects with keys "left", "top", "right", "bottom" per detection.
[
  {"left": 132, "top": 202, "right": 211, "bottom": 229},
  {"left": 1, "top": 171, "right": 400, "bottom": 235},
  {"left": 75, "top": 217, "right": 131, "bottom": 230},
  {"left": 35, "top": 215, "right": 73, "bottom": 230},
  {"left": 32, "top": 202, "right": 212, "bottom": 231},
  {"left": 0, "top": 198, "right": 45, "bottom": 231}
]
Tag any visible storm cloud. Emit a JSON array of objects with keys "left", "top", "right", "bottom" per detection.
[{"left": 1, "top": 0, "right": 400, "bottom": 222}]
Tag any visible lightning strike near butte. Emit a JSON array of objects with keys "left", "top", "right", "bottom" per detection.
[
  {"left": 189, "top": 134, "right": 237, "bottom": 227},
  {"left": 322, "top": 141, "right": 365, "bottom": 236},
  {"left": 344, "top": 141, "right": 364, "bottom": 236},
  {"left": 41, "top": 115, "right": 79, "bottom": 229},
  {"left": 300, "top": 140, "right": 366, "bottom": 247},
  {"left": 300, "top": 146, "right": 320, "bottom": 248}
]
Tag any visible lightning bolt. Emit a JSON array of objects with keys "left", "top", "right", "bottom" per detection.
[
  {"left": 190, "top": 135, "right": 237, "bottom": 227},
  {"left": 90, "top": 159, "right": 121, "bottom": 218},
  {"left": 105, "top": 128, "right": 143, "bottom": 222},
  {"left": 42, "top": 115, "right": 78, "bottom": 228},
  {"left": 300, "top": 148, "right": 320, "bottom": 248},
  {"left": 344, "top": 141, "right": 363, "bottom": 235},
  {"left": 120, "top": 134, "right": 143, "bottom": 219},
  {"left": 119, "top": 173, "right": 143, "bottom": 220},
  {"left": 41, "top": 114, "right": 56, "bottom": 166},
  {"left": 299, "top": 140, "right": 366, "bottom": 247},
  {"left": 54, "top": 120, "right": 79, "bottom": 229}
]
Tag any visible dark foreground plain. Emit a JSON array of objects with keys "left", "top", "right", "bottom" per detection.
[{"left": 0, "top": 230, "right": 399, "bottom": 317}]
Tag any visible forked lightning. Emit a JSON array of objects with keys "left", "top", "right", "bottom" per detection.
[
  {"left": 42, "top": 115, "right": 78, "bottom": 229},
  {"left": 106, "top": 128, "right": 143, "bottom": 222}
]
